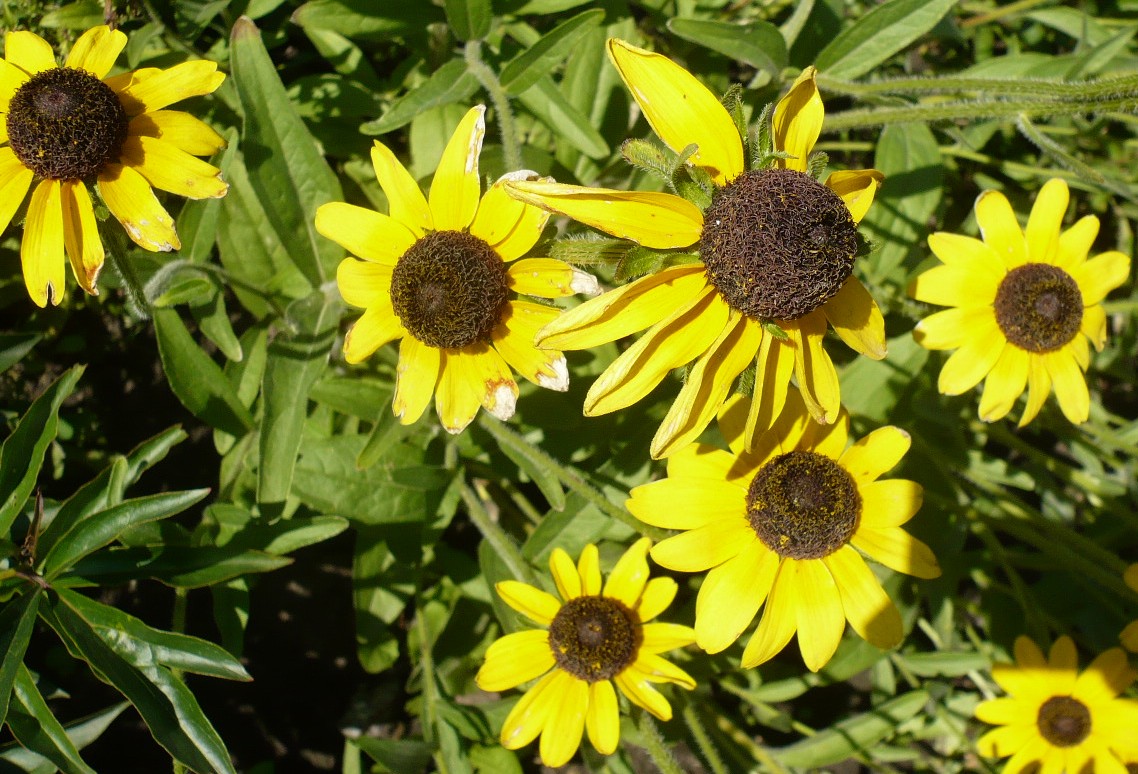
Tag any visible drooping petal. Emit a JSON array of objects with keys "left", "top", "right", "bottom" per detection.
[
  {"left": 740, "top": 560, "right": 799, "bottom": 668},
  {"left": 316, "top": 202, "right": 416, "bottom": 265},
  {"left": 825, "top": 169, "right": 883, "bottom": 224},
  {"left": 627, "top": 477, "right": 744, "bottom": 531},
  {"left": 785, "top": 312, "right": 840, "bottom": 424},
  {"left": 467, "top": 345, "right": 519, "bottom": 423},
  {"left": 97, "top": 163, "right": 179, "bottom": 252},
  {"left": 852, "top": 526, "right": 941, "bottom": 579},
  {"left": 585, "top": 680, "right": 620, "bottom": 755},
  {"left": 60, "top": 180, "right": 104, "bottom": 295},
  {"left": 0, "top": 147, "right": 34, "bottom": 236},
  {"left": 795, "top": 558, "right": 846, "bottom": 672},
  {"left": 1024, "top": 178, "right": 1068, "bottom": 264},
  {"left": 637, "top": 577, "right": 678, "bottom": 623},
  {"left": 64, "top": 26, "right": 127, "bottom": 79},
  {"left": 492, "top": 301, "right": 568, "bottom": 391},
  {"left": 428, "top": 105, "right": 484, "bottom": 231},
  {"left": 506, "top": 180, "right": 703, "bottom": 250},
  {"left": 773, "top": 67, "right": 823, "bottom": 173},
  {"left": 392, "top": 337, "right": 441, "bottom": 425},
  {"left": 913, "top": 306, "right": 1000, "bottom": 351},
  {"left": 370, "top": 139, "right": 431, "bottom": 236},
  {"left": 475, "top": 630, "right": 554, "bottom": 692},
  {"left": 838, "top": 426, "right": 911, "bottom": 484},
  {"left": 1018, "top": 353, "right": 1052, "bottom": 428},
  {"left": 978, "top": 344, "right": 1030, "bottom": 422},
  {"left": 1072, "top": 251, "right": 1130, "bottom": 306},
  {"left": 343, "top": 304, "right": 403, "bottom": 364},
  {"left": 975, "top": 189, "right": 1028, "bottom": 269},
  {"left": 936, "top": 332, "right": 1004, "bottom": 396},
  {"left": 1044, "top": 349, "right": 1090, "bottom": 424},
  {"left": 118, "top": 135, "right": 228, "bottom": 199},
  {"left": 825, "top": 546, "right": 903, "bottom": 650},
  {"left": 21, "top": 179, "right": 66, "bottom": 307},
  {"left": 857, "top": 479, "right": 924, "bottom": 529},
  {"left": 607, "top": 39, "right": 743, "bottom": 185},
  {"left": 496, "top": 580, "right": 561, "bottom": 626},
  {"left": 694, "top": 538, "right": 777, "bottom": 654},
  {"left": 127, "top": 110, "right": 227, "bottom": 156},
  {"left": 5, "top": 31, "right": 57, "bottom": 76},
  {"left": 744, "top": 334, "right": 794, "bottom": 453},
  {"left": 500, "top": 670, "right": 561, "bottom": 750},
  {"left": 649, "top": 518, "right": 755, "bottom": 573},
  {"left": 538, "top": 674, "right": 588, "bottom": 768},
  {"left": 823, "top": 277, "right": 886, "bottom": 359},
  {"left": 508, "top": 258, "right": 598, "bottom": 299},
  {"left": 602, "top": 537, "right": 652, "bottom": 608},
  {"left": 470, "top": 170, "right": 550, "bottom": 258}
]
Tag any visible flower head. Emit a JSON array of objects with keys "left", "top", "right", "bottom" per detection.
[
  {"left": 505, "top": 40, "right": 886, "bottom": 458},
  {"left": 1, "top": 26, "right": 228, "bottom": 306},
  {"left": 316, "top": 105, "right": 598, "bottom": 434},
  {"left": 975, "top": 635, "right": 1138, "bottom": 773},
  {"left": 627, "top": 388, "right": 939, "bottom": 671},
  {"left": 911, "top": 178, "right": 1130, "bottom": 426},
  {"left": 476, "top": 538, "right": 695, "bottom": 767}
]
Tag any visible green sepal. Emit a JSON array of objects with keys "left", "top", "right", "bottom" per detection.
[
  {"left": 548, "top": 236, "right": 629, "bottom": 268},
  {"left": 749, "top": 102, "right": 776, "bottom": 170},
  {"left": 807, "top": 150, "right": 830, "bottom": 181},
  {"left": 620, "top": 138, "right": 672, "bottom": 182},
  {"left": 721, "top": 83, "right": 748, "bottom": 143}
]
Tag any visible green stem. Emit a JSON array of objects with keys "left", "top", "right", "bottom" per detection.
[
  {"left": 415, "top": 611, "right": 440, "bottom": 746},
  {"left": 823, "top": 96, "right": 1138, "bottom": 132},
  {"left": 818, "top": 71, "right": 1138, "bottom": 101},
  {"left": 102, "top": 225, "right": 152, "bottom": 319},
  {"left": 636, "top": 711, "right": 684, "bottom": 774},
  {"left": 459, "top": 479, "right": 537, "bottom": 585},
  {"left": 960, "top": 0, "right": 1053, "bottom": 28},
  {"left": 1015, "top": 115, "right": 1136, "bottom": 203},
  {"left": 681, "top": 704, "right": 728, "bottom": 774},
  {"left": 464, "top": 40, "right": 523, "bottom": 172}
]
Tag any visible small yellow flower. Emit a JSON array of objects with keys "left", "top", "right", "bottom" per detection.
[
  {"left": 975, "top": 635, "right": 1138, "bottom": 773},
  {"left": 911, "top": 178, "right": 1130, "bottom": 426},
  {"left": 0, "top": 26, "right": 228, "bottom": 306},
  {"left": 627, "top": 388, "right": 939, "bottom": 672},
  {"left": 316, "top": 105, "right": 598, "bottom": 434},
  {"left": 505, "top": 40, "right": 886, "bottom": 458},
  {"left": 1121, "top": 565, "right": 1138, "bottom": 653},
  {"left": 476, "top": 538, "right": 695, "bottom": 768}
]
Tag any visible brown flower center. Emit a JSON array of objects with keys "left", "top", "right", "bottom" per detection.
[
  {"left": 699, "top": 168, "right": 858, "bottom": 320},
  {"left": 6, "top": 67, "right": 129, "bottom": 181},
  {"left": 1036, "top": 695, "right": 1091, "bottom": 747},
  {"left": 548, "top": 596, "right": 640, "bottom": 682},
  {"left": 747, "top": 450, "right": 861, "bottom": 560},
  {"left": 389, "top": 231, "right": 509, "bottom": 349},
  {"left": 993, "top": 263, "right": 1083, "bottom": 353}
]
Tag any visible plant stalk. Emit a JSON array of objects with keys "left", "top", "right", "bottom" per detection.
[{"left": 464, "top": 40, "right": 523, "bottom": 172}]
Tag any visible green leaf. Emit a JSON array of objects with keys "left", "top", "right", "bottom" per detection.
[
  {"left": 37, "top": 0, "right": 103, "bottom": 28},
  {"left": 42, "top": 595, "right": 237, "bottom": 774},
  {"left": 0, "top": 365, "right": 83, "bottom": 536},
  {"left": 66, "top": 545, "right": 292, "bottom": 589},
  {"left": 894, "top": 651, "right": 989, "bottom": 677},
  {"left": 773, "top": 690, "right": 930, "bottom": 768},
  {"left": 309, "top": 376, "right": 393, "bottom": 419},
  {"left": 191, "top": 291, "right": 244, "bottom": 363},
  {"left": 667, "top": 18, "right": 787, "bottom": 76},
  {"left": 0, "top": 332, "right": 41, "bottom": 372},
  {"left": 153, "top": 308, "right": 255, "bottom": 437},
  {"left": 444, "top": 0, "right": 491, "bottom": 41},
  {"left": 230, "top": 16, "right": 344, "bottom": 287},
  {"left": 517, "top": 75, "right": 608, "bottom": 158},
  {"left": 40, "top": 489, "right": 210, "bottom": 579},
  {"left": 815, "top": 0, "right": 958, "bottom": 80},
  {"left": 210, "top": 505, "right": 349, "bottom": 555},
  {"left": 258, "top": 291, "right": 339, "bottom": 516},
  {"left": 352, "top": 737, "right": 433, "bottom": 774},
  {"left": 477, "top": 424, "right": 565, "bottom": 512},
  {"left": 500, "top": 9, "right": 605, "bottom": 95},
  {"left": 7, "top": 665, "right": 96, "bottom": 774},
  {"left": 292, "top": 0, "right": 443, "bottom": 39},
  {"left": 0, "top": 702, "right": 127, "bottom": 772},
  {"left": 363, "top": 59, "right": 480, "bottom": 135},
  {"left": 0, "top": 589, "right": 41, "bottom": 727}
]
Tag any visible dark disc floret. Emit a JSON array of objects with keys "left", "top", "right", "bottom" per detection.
[
  {"left": 994, "top": 263, "right": 1083, "bottom": 353},
  {"left": 547, "top": 595, "right": 641, "bottom": 682},
  {"left": 746, "top": 450, "right": 861, "bottom": 560},
  {"left": 1036, "top": 695, "right": 1091, "bottom": 747},
  {"left": 389, "top": 230, "right": 510, "bottom": 350},
  {"left": 6, "top": 67, "right": 129, "bottom": 181},
  {"left": 699, "top": 168, "right": 859, "bottom": 320}
]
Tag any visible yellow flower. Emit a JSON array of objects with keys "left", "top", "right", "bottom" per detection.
[
  {"left": 627, "top": 388, "right": 939, "bottom": 671},
  {"left": 316, "top": 105, "right": 598, "bottom": 434},
  {"left": 911, "top": 178, "right": 1130, "bottom": 426},
  {"left": 0, "top": 26, "right": 228, "bottom": 307},
  {"left": 975, "top": 635, "right": 1138, "bottom": 773},
  {"left": 476, "top": 538, "right": 695, "bottom": 767},
  {"left": 1121, "top": 565, "right": 1138, "bottom": 653},
  {"left": 505, "top": 39, "right": 886, "bottom": 458}
]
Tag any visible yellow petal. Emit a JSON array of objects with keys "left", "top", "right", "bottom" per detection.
[
  {"left": 5, "top": 31, "right": 56, "bottom": 75},
  {"left": 577, "top": 544, "right": 601, "bottom": 596},
  {"left": 128, "top": 110, "right": 227, "bottom": 156},
  {"left": 370, "top": 139, "right": 431, "bottom": 236},
  {"left": 746, "top": 384, "right": 814, "bottom": 464},
  {"left": 21, "top": 179, "right": 66, "bottom": 307},
  {"left": 1073, "top": 648, "right": 1136, "bottom": 704},
  {"left": 632, "top": 652, "right": 696, "bottom": 688},
  {"left": 493, "top": 301, "right": 568, "bottom": 391},
  {"left": 825, "top": 169, "right": 883, "bottom": 224},
  {"left": 975, "top": 724, "right": 1036, "bottom": 757},
  {"left": 614, "top": 669, "right": 673, "bottom": 721},
  {"left": 393, "top": 336, "right": 441, "bottom": 425},
  {"left": 1024, "top": 178, "right": 1068, "bottom": 264},
  {"left": 537, "top": 264, "right": 706, "bottom": 350},
  {"left": 852, "top": 526, "right": 941, "bottom": 579},
  {"left": 336, "top": 257, "right": 393, "bottom": 310},
  {"left": 97, "top": 163, "right": 179, "bottom": 252},
  {"left": 0, "top": 146, "right": 34, "bottom": 236},
  {"left": 115, "top": 60, "right": 225, "bottom": 115},
  {"left": 926, "top": 231, "right": 1007, "bottom": 274},
  {"left": 550, "top": 548, "right": 581, "bottom": 601},
  {"left": 506, "top": 180, "right": 702, "bottom": 250},
  {"left": 695, "top": 537, "right": 776, "bottom": 653},
  {"left": 909, "top": 263, "right": 1001, "bottom": 308},
  {"left": 740, "top": 560, "right": 799, "bottom": 668},
  {"left": 640, "top": 622, "right": 696, "bottom": 654},
  {"left": 475, "top": 629, "right": 554, "bottom": 692},
  {"left": 1073, "top": 251, "right": 1130, "bottom": 306},
  {"left": 508, "top": 258, "right": 598, "bottom": 299},
  {"left": 1056, "top": 214, "right": 1099, "bottom": 271},
  {"left": 584, "top": 680, "right": 620, "bottom": 756},
  {"left": 119, "top": 135, "right": 227, "bottom": 199},
  {"left": 435, "top": 348, "right": 491, "bottom": 432},
  {"left": 1048, "top": 636, "right": 1078, "bottom": 671},
  {"left": 773, "top": 67, "right": 823, "bottom": 173},
  {"left": 913, "top": 306, "right": 999, "bottom": 351},
  {"left": 500, "top": 670, "right": 561, "bottom": 750},
  {"left": 636, "top": 577, "right": 678, "bottom": 622},
  {"left": 825, "top": 546, "right": 903, "bottom": 649},
  {"left": 838, "top": 425, "right": 911, "bottom": 484},
  {"left": 973, "top": 697, "right": 1031, "bottom": 726},
  {"left": 538, "top": 674, "right": 588, "bottom": 768},
  {"left": 649, "top": 517, "right": 753, "bottom": 573},
  {"left": 496, "top": 580, "right": 561, "bottom": 626},
  {"left": 1044, "top": 349, "right": 1089, "bottom": 424},
  {"left": 823, "top": 277, "right": 886, "bottom": 359},
  {"left": 316, "top": 202, "right": 416, "bottom": 265},
  {"left": 786, "top": 312, "right": 840, "bottom": 424},
  {"left": 602, "top": 537, "right": 651, "bottom": 608},
  {"left": 744, "top": 335, "right": 794, "bottom": 453},
  {"left": 799, "top": 407, "right": 848, "bottom": 460},
  {"left": 607, "top": 38, "right": 743, "bottom": 185},
  {"left": 652, "top": 312, "right": 763, "bottom": 459},
  {"left": 468, "top": 345, "right": 519, "bottom": 423},
  {"left": 428, "top": 105, "right": 484, "bottom": 231},
  {"left": 627, "top": 477, "right": 744, "bottom": 531},
  {"left": 0, "top": 58, "right": 28, "bottom": 106},
  {"left": 857, "top": 479, "right": 923, "bottom": 529},
  {"left": 1080, "top": 303, "right": 1107, "bottom": 352},
  {"left": 975, "top": 189, "right": 1027, "bottom": 269},
  {"left": 795, "top": 558, "right": 845, "bottom": 672},
  {"left": 470, "top": 171, "right": 550, "bottom": 258},
  {"left": 60, "top": 180, "right": 104, "bottom": 295},
  {"left": 937, "top": 332, "right": 1004, "bottom": 396},
  {"left": 665, "top": 442, "right": 738, "bottom": 483},
  {"left": 1018, "top": 353, "right": 1051, "bottom": 428},
  {"left": 343, "top": 304, "right": 403, "bottom": 364},
  {"left": 978, "top": 345, "right": 1030, "bottom": 422},
  {"left": 64, "top": 26, "right": 126, "bottom": 78}
]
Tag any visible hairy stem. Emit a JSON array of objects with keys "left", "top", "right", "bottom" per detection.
[
  {"left": 465, "top": 40, "right": 523, "bottom": 172},
  {"left": 636, "top": 711, "right": 684, "bottom": 774},
  {"left": 824, "top": 96, "right": 1138, "bottom": 132},
  {"left": 460, "top": 479, "right": 537, "bottom": 585}
]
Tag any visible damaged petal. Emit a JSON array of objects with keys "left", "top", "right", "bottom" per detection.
[{"left": 537, "top": 356, "right": 570, "bottom": 392}]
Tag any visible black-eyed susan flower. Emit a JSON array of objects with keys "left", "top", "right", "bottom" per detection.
[
  {"left": 0, "top": 26, "right": 228, "bottom": 307},
  {"left": 975, "top": 635, "right": 1138, "bottom": 773},
  {"left": 912, "top": 178, "right": 1130, "bottom": 426},
  {"left": 476, "top": 538, "right": 695, "bottom": 767},
  {"left": 316, "top": 105, "right": 598, "bottom": 434},
  {"left": 627, "top": 388, "right": 939, "bottom": 672},
  {"left": 1121, "top": 565, "right": 1138, "bottom": 653},
  {"left": 505, "top": 40, "right": 886, "bottom": 458}
]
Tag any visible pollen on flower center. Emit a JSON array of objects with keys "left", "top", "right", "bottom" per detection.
[
  {"left": 1036, "top": 695, "right": 1091, "bottom": 747},
  {"left": 6, "top": 67, "right": 129, "bottom": 181},
  {"left": 699, "top": 168, "right": 859, "bottom": 320},
  {"left": 389, "top": 230, "right": 510, "bottom": 350},
  {"left": 993, "top": 263, "right": 1083, "bottom": 353},
  {"left": 746, "top": 450, "right": 861, "bottom": 560},
  {"left": 548, "top": 596, "right": 640, "bottom": 682}
]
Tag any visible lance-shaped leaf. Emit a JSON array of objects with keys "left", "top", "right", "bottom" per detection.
[
  {"left": 0, "top": 588, "right": 41, "bottom": 727},
  {"left": 500, "top": 8, "right": 604, "bottom": 95},
  {"left": 66, "top": 545, "right": 292, "bottom": 588},
  {"left": 0, "top": 701, "right": 127, "bottom": 772},
  {"left": 7, "top": 665, "right": 97, "bottom": 774}
]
